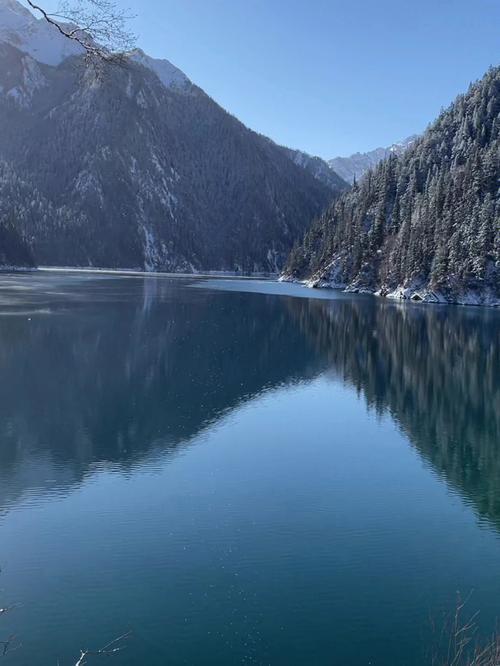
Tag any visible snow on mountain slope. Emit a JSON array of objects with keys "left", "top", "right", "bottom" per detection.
[
  {"left": 328, "top": 135, "right": 418, "bottom": 184},
  {"left": 0, "top": 0, "right": 350, "bottom": 197},
  {"left": 280, "top": 147, "right": 348, "bottom": 191},
  {"left": 0, "top": 36, "right": 335, "bottom": 273},
  {"left": 0, "top": 42, "right": 46, "bottom": 105},
  {"left": 283, "top": 66, "right": 500, "bottom": 306},
  {"left": 0, "top": 0, "right": 191, "bottom": 92},
  {"left": 130, "top": 49, "right": 191, "bottom": 91},
  {"left": 0, "top": 0, "right": 84, "bottom": 65},
  {"left": 0, "top": 0, "right": 344, "bottom": 278}
]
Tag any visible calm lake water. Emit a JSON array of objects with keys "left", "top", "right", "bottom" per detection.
[{"left": 0, "top": 271, "right": 499, "bottom": 665}]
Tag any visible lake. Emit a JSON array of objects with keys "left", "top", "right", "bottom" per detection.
[{"left": 0, "top": 271, "right": 499, "bottom": 665}]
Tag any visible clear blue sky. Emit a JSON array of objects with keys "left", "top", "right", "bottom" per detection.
[{"left": 36, "top": 0, "right": 500, "bottom": 158}]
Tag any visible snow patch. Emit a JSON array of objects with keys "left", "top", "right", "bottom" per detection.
[
  {"left": 125, "top": 73, "right": 133, "bottom": 99},
  {"left": 304, "top": 257, "right": 347, "bottom": 289},
  {"left": 0, "top": 0, "right": 84, "bottom": 65},
  {"left": 142, "top": 224, "right": 160, "bottom": 272},
  {"left": 74, "top": 169, "right": 104, "bottom": 205},
  {"left": 136, "top": 90, "right": 148, "bottom": 109},
  {"left": 281, "top": 272, "right": 500, "bottom": 308},
  {"left": 266, "top": 248, "right": 280, "bottom": 273},
  {"left": 4, "top": 53, "right": 46, "bottom": 106},
  {"left": 385, "top": 283, "right": 500, "bottom": 307},
  {"left": 130, "top": 49, "right": 191, "bottom": 92}
]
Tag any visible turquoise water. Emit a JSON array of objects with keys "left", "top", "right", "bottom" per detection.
[{"left": 0, "top": 272, "right": 499, "bottom": 665}]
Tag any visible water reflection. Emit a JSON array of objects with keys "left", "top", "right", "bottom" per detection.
[
  {"left": 290, "top": 297, "right": 500, "bottom": 526},
  {"left": 0, "top": 275, "right": 325, "bottom": 508},
  {"left": 0, "top": 273, "right": 499, "bottom": 531}
]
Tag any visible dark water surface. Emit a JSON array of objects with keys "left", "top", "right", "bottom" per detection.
[{"left": 0, "top": 272, "right": 499, "bottom": 665}]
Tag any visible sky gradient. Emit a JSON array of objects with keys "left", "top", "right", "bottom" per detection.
[{"left": 31, "top": 0, "right": 500, "bottom": 158}]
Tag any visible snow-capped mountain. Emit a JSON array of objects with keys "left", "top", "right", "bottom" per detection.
[
  {"left": 0, "top": 0, "right": 83, "bottom": 65},
  {"left": 328, "top": 135, "right": 418, "bottom": 184},
  {"left": 130, "top": 49, "right": 191, "bottom": 91},
  {"left": 0, "top": 0, "right": 346, "bottom": 272},
  {"left": 0, "top": 0, "right": 193, "bottom": 90}
]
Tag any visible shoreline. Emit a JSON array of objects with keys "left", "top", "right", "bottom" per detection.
[
  {"left": 279, "top": 275, "right": 500, "bottom": 309},
  {"left": 2, "top": 266, "right": 498, "bottom": 308},
  {"left": 0, "top": 266, "right": 277, "bottom": 281}
]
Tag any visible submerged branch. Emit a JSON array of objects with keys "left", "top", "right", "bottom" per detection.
[{"left": 73, "top": 631, "right": 132, "bottom": 665}]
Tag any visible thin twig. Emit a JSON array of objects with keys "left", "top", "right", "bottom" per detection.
[
  {"left": 73, "top": 631, "right": 132, "bottom": 666},
  {"left": 25, "top": 0, "right": 136, "bottom": 63}
]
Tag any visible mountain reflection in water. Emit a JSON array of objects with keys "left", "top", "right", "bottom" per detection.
[{"left": 0, "top": 273, "right": 498, "bottom": 532}]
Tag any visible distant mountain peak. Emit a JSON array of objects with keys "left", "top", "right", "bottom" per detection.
[
  {"left": 388, "top": 135, "right": 419, "bottom": 152},
  {"left": 0, "top": 0, "right": 83, "bottom": 65},
  {"left": 328, "top": 135, "right": 418, "bottom": 184},
  {"left": 0, "top": 0, "right": 192, "bottom": 93},
  {"left": 129, "top": 49, "right": 191, "bottom": 91}
]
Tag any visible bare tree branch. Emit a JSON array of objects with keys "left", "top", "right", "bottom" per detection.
[
  {"left": 0, "top": 565, "right": 130, "bottom": 665},
  {"left": 25, "top": 0, "right": 136, "bottom": 63},
  {"left": 73, "top": 631, "right": 132, "bottom": 666},
  {"left": 0, "top": 634, "right": 21, "bottom": 657}
]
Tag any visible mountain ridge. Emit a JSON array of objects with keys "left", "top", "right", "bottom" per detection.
[
  {"left": 328, "top": 135, "right": 418, "bottom": 184},
  {"left": 0, "top": 0, "right": 347, "bottom": 272}
]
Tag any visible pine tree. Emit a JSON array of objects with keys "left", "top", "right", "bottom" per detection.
[{"left": 284, "top": 66, "right": 500, "bottom": 305}]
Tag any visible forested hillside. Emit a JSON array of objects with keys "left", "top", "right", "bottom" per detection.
[
  {"left": 284, "top": 67, "right": 500, "bottom": 305},
  {"left": 0, "top": 0, "right": 345, "bottom": 273},
  {"left": 0, "top": 220, "right": 34, "bottom": 268}
]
